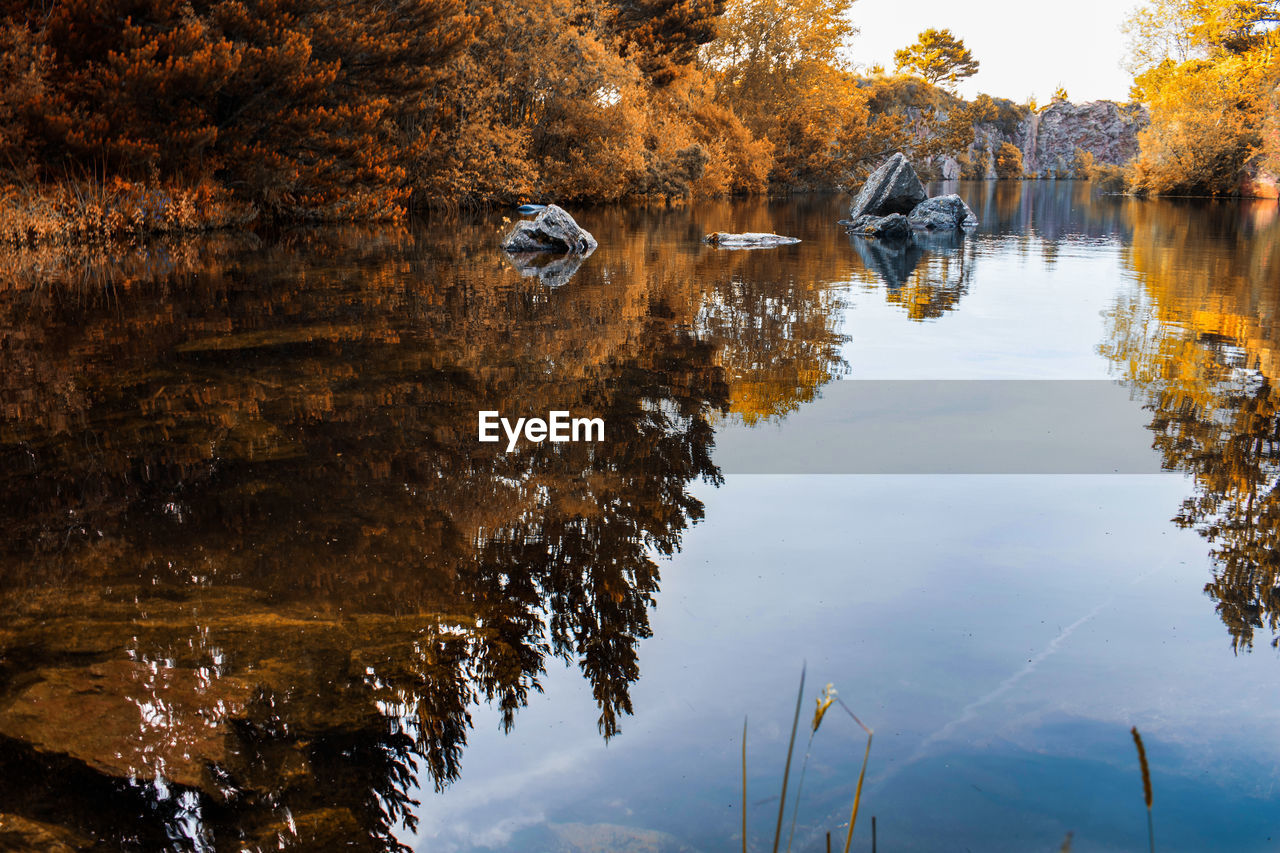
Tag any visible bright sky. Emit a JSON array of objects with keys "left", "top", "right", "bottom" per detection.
[{"left": 847, "top": 0, "right": 1136, "bottom": 104}]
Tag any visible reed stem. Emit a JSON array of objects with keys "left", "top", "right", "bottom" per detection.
[
  {"left": 1131, "top": 726, "right": 1155, "bottom": 853},
  {"left": 742, "top": 716, "right": 749, "bottom": 853},
  {"left": 772, "top": 665, "right": 806, "bottom": 853}
]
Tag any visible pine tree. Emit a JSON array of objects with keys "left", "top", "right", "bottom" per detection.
[{"left": 893, "top": 28, "right": 980, "bottom": 90}]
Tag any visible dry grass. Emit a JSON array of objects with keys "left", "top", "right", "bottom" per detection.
[
  {"left": 743, "top": 667, "right": 875, "bottom": 853},
  {"left": 1131, "top": 726, "right": 1155, "bottom": 853},
  {"left": 745, "top": 675, "right": 1158, "bottom": 852},
  {"left": 0, "top": 178, "right": 257, "bottom": 247}
]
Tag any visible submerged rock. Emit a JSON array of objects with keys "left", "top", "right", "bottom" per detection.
[
  {"left": 848, "top": 153, "right": 927, "bottom": 220},
  {"left": 842, "top": 213, "right": 911, "bottom": 240},
  {"left": 907, "top": 194, "right": 979, "bottom": 230},
  {"left": 502, "top": 204, "right": 597, "bottom": 254},
  {"left": 703, "top": 232, "right": 801, "bottom": 249}
]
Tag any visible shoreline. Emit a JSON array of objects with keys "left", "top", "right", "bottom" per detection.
[{"left": 4, "top": 178, "right": 1277, "bottom": 255}]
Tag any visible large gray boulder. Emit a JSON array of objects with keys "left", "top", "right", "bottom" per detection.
[
  {"left": 849, "top": 153, "right": 927, "bottom": 219},
  {"left": 843, "top": 213, "right": 911, "bottom": 240},
  {"left": 907, "top": 194, "right": 978, "bottom": 230},
  {"left": 502, "top": 204, "right": 597, "bottom": 254}
]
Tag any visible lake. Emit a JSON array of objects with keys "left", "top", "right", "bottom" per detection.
[{"left": 1, "top": 183, "right": 1278, "bottom": 851}]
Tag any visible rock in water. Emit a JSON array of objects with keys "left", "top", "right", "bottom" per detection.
[
  {"left": 907, "top": 194, "right": 979, "bottom": 230},
  {"left": 848, "top": 153, "right": 927, "bottom": 220},
  {"left": 502, "top": 205, "right": 597, "bottom": 254},
  {"left": 703, "top": 232, "right": 801, "bottom": 249},
  {"left": 843, "top": 213, "right": 911, "bottom": 240}
]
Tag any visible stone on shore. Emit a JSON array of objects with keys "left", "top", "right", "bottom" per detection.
[
  {"left": 703, "top": 232, "right": 801, "bottom": 249},
  {"left": 502, "top": 204, "right": 597, "bottom": 254},
  {"left": 907, "top": 194, "right": 979, "bottom": 231},
  {"left": 848, "top": 153, "right": 927, "bottom": 220}
]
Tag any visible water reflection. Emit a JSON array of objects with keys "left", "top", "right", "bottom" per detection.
[
  {"left": 2, "top": 186, "right": 1279, "bottom": 849},
  {"left": 1103, "top": 198, "right": 1280, "bottom": 651},
  {"left": 849, "top": 228, "right": 974, "bottom": 320},
  {"left": 962, "top": 179, "right": 1134, "bottom": 241},
  {"left": 0, "top": 215, "right": 846, "bottom": 848}
]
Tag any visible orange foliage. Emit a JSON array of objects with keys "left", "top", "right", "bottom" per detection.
[
  {"left": 0, "top": 0, "right": 1017, "bottom": 218},
  {"left": 412, "top": 0, "right": 769, "bottom": 205},
  {"left": 2, "top": 0, "right": 476, "bottom": 220},
  {"left": 1, "top": 178, "right": 255, "bottom": 246}
]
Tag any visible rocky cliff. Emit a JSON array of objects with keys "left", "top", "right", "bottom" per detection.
[
  {"left": 932, "top": 100, "right": 1149, "bottom": 181},
  {"left": 1018, "top": 100, "right": 1149, "bottom": 177}
]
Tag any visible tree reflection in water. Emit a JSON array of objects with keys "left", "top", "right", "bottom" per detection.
[
  {"left": 0, "top": 209, "right": 847, "bottom": 849},
  {"left": 1104, "top": 198, "right": 1280, "bottom": 652}
]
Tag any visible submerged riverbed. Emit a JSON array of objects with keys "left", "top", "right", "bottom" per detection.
[{"left": 1, "top": 183, "right": 1278, "bottom": 851}]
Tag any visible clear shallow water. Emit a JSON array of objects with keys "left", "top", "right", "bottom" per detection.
[{"left": 0, "top": 183, "right": 1278, "bottom": 851}]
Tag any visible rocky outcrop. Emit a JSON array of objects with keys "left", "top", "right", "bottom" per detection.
[
  {"left": 844, "top": 156, "right": 979, "bottom": 238},
  {"left": 908, "top": 194, "right": 978, "bottom": 230},
  {"left": 502, "top": 205, "right": 597, "bottom": 254},
  {"left": 843, "top": 213, "right": 911, "bottom": 240},
  {"left": 901, "top": 99, "right": 1148, "bottom": 181},
  {"left": 1018, "top": 101, "right": 1148, "bottom": 178},
  {"left": 849, "top": 153, "right": 928, "bottom": 219},
  {"left": 703, "top": 232, "right": 801, "bottom": 248}
]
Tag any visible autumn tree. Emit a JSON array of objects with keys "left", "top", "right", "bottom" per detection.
[
  {"left": 893, "top": 28, "right": 980, "bottom": 90},
  {"left": 995, "top": 141, "right": 1024, "bottom": 178},
  {"left": 1124, "top": 0, "right": 1279, "bottom": 194},
  {"left": 613, "top": 0, "right": 725, "bottom": 86},
  {"left": 1122, "top": 0, "right": 1202, "bottom": 82},
  {"left": 0, "top": 21, "right": 46, "bottom": 176},
  {"left": 705, "top": 0, "right": 903, "bottom": 186},
  {"left": 412, "top": 0, "right": 769, "bottom": 204},
  {"left": 1, "top": 0, "right": 477, "bottom": 219}
]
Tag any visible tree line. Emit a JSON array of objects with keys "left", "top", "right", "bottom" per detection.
[
  {"left": 0, "top": 0, "right": 1013, "bottom": 229},
  {"left": 0, "top": 0, "right": 1275, "bottom": 235}
]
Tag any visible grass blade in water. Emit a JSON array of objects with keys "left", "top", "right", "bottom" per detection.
[
  {"left": 772, "top": 664, "right": 806, "bottom": 853},
  {"left": 742, "top": 716, "right": 748, "bottom": 853},
  {"left": 840, "top": 699, "right": 874, "bottom": 853},
  {"left": 1131, "top": 726, "right": 1155, "bottom": 853}
]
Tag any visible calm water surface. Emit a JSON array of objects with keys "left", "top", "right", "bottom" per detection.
[{"left": 1, "top": 183, "right": 1279, "bottom": 851}]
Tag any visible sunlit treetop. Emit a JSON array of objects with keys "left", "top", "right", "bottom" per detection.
[{"left": 892, "top": 28, "right": 980, "bottom": 91}]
